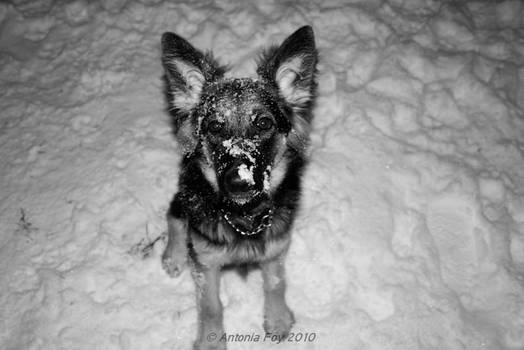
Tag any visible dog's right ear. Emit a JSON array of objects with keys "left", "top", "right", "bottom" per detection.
[
  {"left": 257, "top": 26, "right": 318, "bottom": 112},
  {"left": 161, "top": 32, "right": 225, "bottom": 152},
  {"left": 257, "top": 26, "right": 318, "bottom": 152}
]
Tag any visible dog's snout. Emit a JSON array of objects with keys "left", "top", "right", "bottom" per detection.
[
  {"left": 225, "top": 170, "right": 250, "bottom": 193},
  {"left": 224, "top": 164, "right": 254, "bottom": 193}
]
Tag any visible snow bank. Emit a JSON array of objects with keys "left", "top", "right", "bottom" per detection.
[{"left": 1, "top": 1, "right": 523, "bottom": 349}]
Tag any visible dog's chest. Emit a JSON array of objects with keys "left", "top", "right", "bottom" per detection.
[{"left": 190, "top": 223, "right": 290, "bottom": 268}]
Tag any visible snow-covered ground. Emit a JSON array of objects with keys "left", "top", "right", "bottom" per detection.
[{"left": 1, "top": 0, "right": 524, "bottom": 349}]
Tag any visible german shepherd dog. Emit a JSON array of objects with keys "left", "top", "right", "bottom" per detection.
[{"left": 160, "top": 26, "right": 318, "bottom": 350}]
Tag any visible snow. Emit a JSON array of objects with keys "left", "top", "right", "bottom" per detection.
[
  {"left": 237, "top": 164, "right": 255, "bottom": 186},
  {"left": 222, "top": 138, "right": 257, "bottom": 164},
  {"left": 1, "top": 1, "right": 524, "bottom": 350}
]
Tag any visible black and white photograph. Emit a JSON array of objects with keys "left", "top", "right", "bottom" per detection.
[{"left": 1, "top": 1, "right": 523, "bottom": 349}]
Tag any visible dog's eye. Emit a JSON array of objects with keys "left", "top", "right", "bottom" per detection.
[
  {"left": 207, "top": 121, "right": 223, "bottom": 134},
  {"left": 255, "top": 117, "right": 274, "bottom": 131}
]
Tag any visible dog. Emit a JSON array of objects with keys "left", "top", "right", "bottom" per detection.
[{"left": 160, "top": 26, "right": 318, "bottom": 350}]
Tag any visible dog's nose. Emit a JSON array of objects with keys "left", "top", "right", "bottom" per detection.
[{"left": 224, "top": 165, "right": 254, "bottom": 193}]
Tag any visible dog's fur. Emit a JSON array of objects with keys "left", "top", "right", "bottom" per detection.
[{"left": 160, "top": 26, "right": 318, "bottom": 350}]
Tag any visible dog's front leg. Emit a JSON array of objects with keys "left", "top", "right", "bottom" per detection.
[
  {"left": 162, "top": 213, "right": 188, "bottom": 277},
  {"left": 193, "top": 265, "right": 225, "bottom": 350},
  {"left": 261, "top": 254, "right": 295, "bottom": 338}
]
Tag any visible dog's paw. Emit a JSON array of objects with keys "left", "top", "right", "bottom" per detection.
[
  {"left": 161, "top": 250, "right": 186, "bottom": 278},
  {"left": 263, "top": 306, "right": 295, "bottom": 338},
  {"left": 193, "top": 338, "right": 226, "bottom": 350}
]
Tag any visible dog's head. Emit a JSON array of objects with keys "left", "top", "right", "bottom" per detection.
[{"left": 162, "top": 26, "right": 317, "bottom": 206}]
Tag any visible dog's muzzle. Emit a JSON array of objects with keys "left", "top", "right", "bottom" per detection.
[
  {"left": 224, "top": 165, "right": 251, "bottom": 194},
  {"left": 223, "top": 159, "right": 257, "bottom": 195},
  {"left": 217, "top": 138, "right": 269, "bottom": 204}
]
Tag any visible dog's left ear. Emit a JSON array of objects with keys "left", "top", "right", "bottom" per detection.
[
  {"left": 162, "top": 32, "right": 224, "bottom": 113},
  {"left": 257, "top": 26, "right": 318, "bottom": 111},
  {"left": 162, "top": 32, "right": 225, "bottom": 153}
]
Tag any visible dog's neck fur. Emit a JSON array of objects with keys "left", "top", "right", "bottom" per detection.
[
  {"left": 170, "top": 148, "right": 305, "bottom": 244},
  {"left": 221, "top": 204, "right": 273, "bottom": 236}
]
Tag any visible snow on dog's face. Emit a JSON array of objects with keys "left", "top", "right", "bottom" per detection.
[
  {"left": 161, "top": 26, "right": 317, "bottom": 205},
  {"left": 197, "top": 79, "right": 290, "bottom": 204}
]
